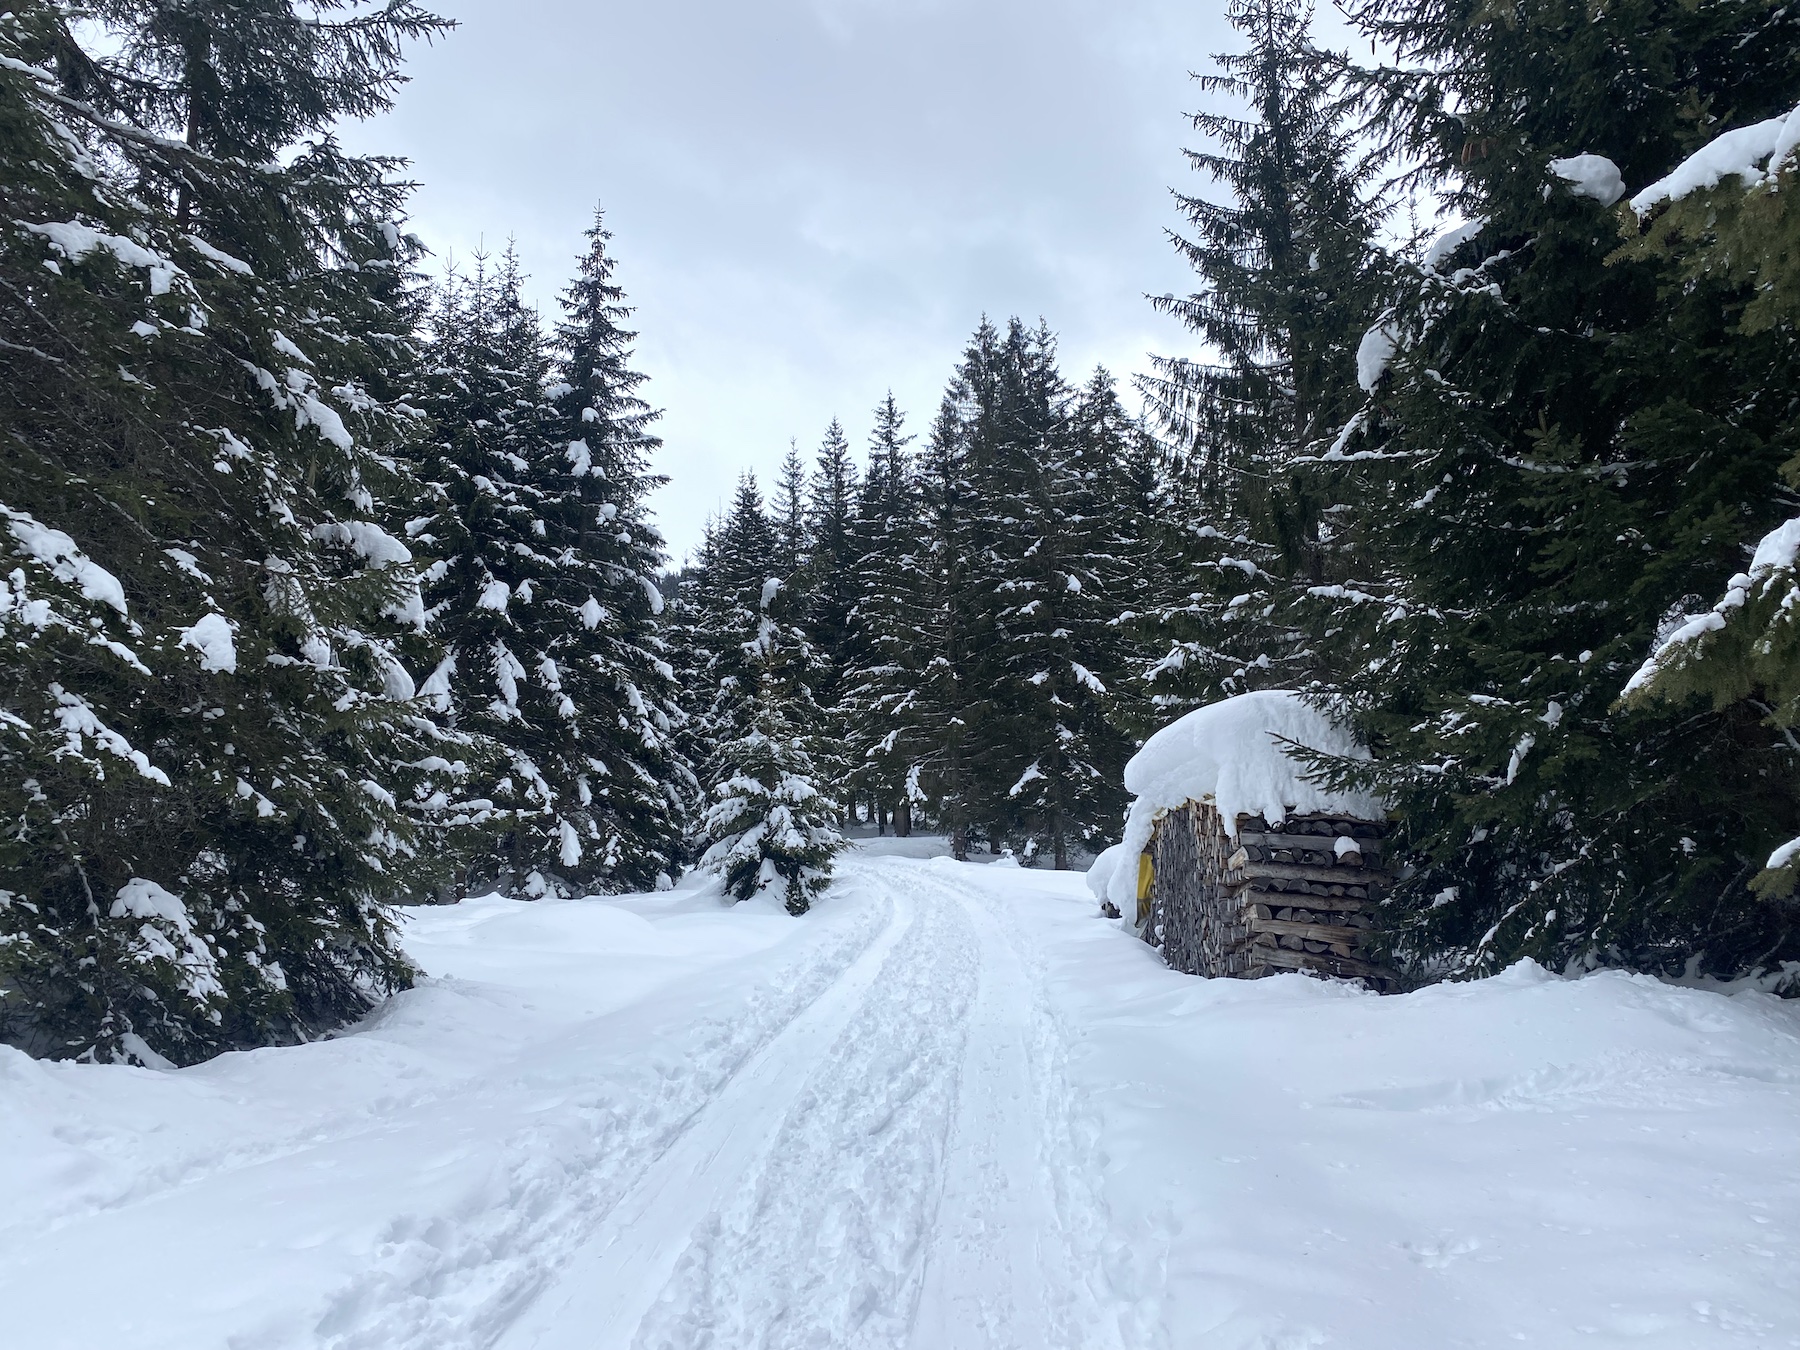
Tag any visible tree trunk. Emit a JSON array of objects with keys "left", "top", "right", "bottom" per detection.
[
  {"left": 951, "top": 823, "right": 967, "bottom": 861},
  {"left": 895, "top": 800, "right": 912, "bottom": 838},
  {"left": 176, "top": 72, "right": 202, "bottom": 230},
  {"left": 1053, "top": 811, "right": 1068, "bottom": 870},
  {"left": 876, "top": 798, "right": 887, "bottom": 836}
]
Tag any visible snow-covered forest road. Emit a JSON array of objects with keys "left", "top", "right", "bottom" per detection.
[
  {"left": 499, "top": 858, "right": 1118, "bottom": 1350},
  {"left": 5, "top": 844, "right": 1800, "bottom": 1349}
]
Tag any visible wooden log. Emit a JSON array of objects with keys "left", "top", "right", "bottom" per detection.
[
  {"left": 1236, "top": 844, "right": 1346, "bottom": 868},
  {"left": 1284, "top": 845, "right": 1373, "bottom": 868},
  {"left": 1252, "top": 946, "right": 1385, "bottom": 979},
  {"left": 1247, "top": 917, "right": 1365, "bottom": 945},
  {"left": 1230, "top": 878, "right": 1378, "bottom": 902},
  {"left": 1237, "top": 813, "right": 1385, "bottom": 837},
  {"left": 1232, "top": 860, "right": 1377, "bottom": 885},
  {"left": 1237, "top": 831, "right": 1384, "bottom": 856},
  {"left": 1246, "top": 901, "right": 1372, "bottom": 927}
]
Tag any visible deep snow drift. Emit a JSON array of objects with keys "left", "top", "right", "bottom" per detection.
[{"left": 3, "top": 845, "right": 1797, "bottom": 1349}]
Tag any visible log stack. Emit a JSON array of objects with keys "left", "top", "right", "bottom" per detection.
[{"left": 1147, "top": 801, "right": 1389, "bottom": 988}]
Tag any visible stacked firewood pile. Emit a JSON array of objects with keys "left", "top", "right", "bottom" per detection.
[{"left": 1147, "top": 801, "right": 1389, "bottom": 987}]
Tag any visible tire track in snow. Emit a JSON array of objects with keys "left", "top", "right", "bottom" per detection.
[{"left": 313, "top": 884, "right": 902, "bottom": 1350}]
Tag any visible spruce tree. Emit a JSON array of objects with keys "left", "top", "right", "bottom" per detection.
[
  {"left": 1616, "top": 111, "right": 1800, "bottom": 912},
  {"left": 410, "top": 246, "right": 594, "bottom": 897},
  {"left": 802, "top": 418, "right": 862, "bottom": 690},
  {"left": 545, "top": 210, "right": 689, "bottom": 891},
  {"left": 695, "top": 618, "right": 845, "bottom": 914},
  {"left": 838, "top": 384, "right": 985, "bottom": 858},
  {"left": 771, "top": 440, "right": 810, "bottom": 577},
  {"left": 1140, "top": 0, "right": 1386, "bottom": 716},
  {"left": 1305, "top": 0, "right": 1800, "bottom": 979},
  {"left": 690, "top": 478, "right": 843, "bottom": 910},
  {"left": 0, "top": 3, "right": 462, "bottom": 1064},
  {"left": 954, "top": 321, "right": 1137, "bottom": 865},
  {"left": 842, "top": 393, "right": 920, "bottom": 831},
  {"left": 685, "top": 477, "right": 781, "bottom": 780},
  {"left": 412, "top": 215, "right": 686, "bottom": 899},
  {"left": 797, "top": 418, "right": 862, "bottom": 802}
]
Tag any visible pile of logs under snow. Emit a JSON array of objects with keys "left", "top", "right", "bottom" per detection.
[{"left": 1147, "top": 801, "right": 1389, "bottom": 987}]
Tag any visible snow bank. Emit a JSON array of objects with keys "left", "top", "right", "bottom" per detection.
[
  {"left": 1631, "top": 101, "right": 1800, "bottom": 216},
  {"left": 1085, "top": 840, "right": 1132, "bottom": 906},
  {"left": 3, "top": 861, "right": 1798, "bottom": 1350},
  {"left": 1104, "top": 690, "right": 1382, "bottom": 912},
  {"left": 990, "top": 856, "right": 1800, "bottom": 1350},
  {"left": 0, "top": 879, "right": 828, "bottom": 1350}
]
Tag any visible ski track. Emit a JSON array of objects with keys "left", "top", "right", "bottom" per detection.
[
  {"left": 312, "top": 883, "right": 903, "bottom": 1350},
  {"left": 492, "top": 858, "right": 1132, "bottom": 1350},
  {"left": 958, "top": 870, "right": 1167, "bottom": 1350},
  {"left": 904, "top": 869, "right": 1128, "bottom": 1350}
]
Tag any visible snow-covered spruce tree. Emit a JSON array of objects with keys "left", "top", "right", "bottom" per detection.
[
  {"left": 548, "top": 210, "right": 689, "bottom": 891},
  {"left": 1303, "top": 0, "right": 1800, "bottom": 980},
  {"left": 1139, "top": 0, "right": 1387, "bottom": 717},
  {"left": 657, "top": 542, "right": 716, "bottom": 849},
  {"left": 1617, "top": 109, "right": 1800, "bottom": 916},
  {"left": 841, "top": 393, "right": 921, "bottom": 831},
  {"left": 961, "top": 321, "right": 1137, "bottom": 867},
  {"left": 771, "top": 439, "right": 811, "bottom": 579},
  {"left": 691, "top": 481, "right": 843, "bottom": 911},
  {"left": 796, "top": 418, "right": 862, "bottom": 803},
  {"left": 697, "top": 652, "right": 845, "bottom": 916},
  {"left": 683, "top": 477, "right": 777, "bottom": 763},
  {"left": 414, "top": 216, "right": 684, "bottom": 898},
  {"left": 1069, "top": 367, "right": 1169, "bottom": 744},
  {"left": 0, "top": 4, "right": 466, "bottom": 1064},
  {"left": 802, "top": 421, "right": 862, "bottom": 690},
  {"left": 837, "top": 386, "right": 976, "bottom": 855},
  {"left": 408, "top": 246, "right": 581, "bottom": 895},
  {"left": 902, "top": 384, "right": 994, "bottom": 859}
]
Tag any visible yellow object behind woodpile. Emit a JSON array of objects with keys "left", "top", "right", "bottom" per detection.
[{"left": 1137, "top": 852, "right": 1153, "bottom": 924}]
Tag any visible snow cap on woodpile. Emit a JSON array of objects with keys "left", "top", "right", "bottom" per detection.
[{"left": 1090, "top": 690, "right": 1382, "bottom": 913}]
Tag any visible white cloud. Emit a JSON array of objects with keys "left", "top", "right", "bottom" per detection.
[{"left": 343, "top": 0, "right": 1242, "bottom": 559}]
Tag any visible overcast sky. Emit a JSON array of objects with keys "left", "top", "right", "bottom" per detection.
[{"left": 346, "top": 0, "right": 1257, "bottom": 562}]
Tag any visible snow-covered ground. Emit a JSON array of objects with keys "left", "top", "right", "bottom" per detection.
[{"left": 4, "top": 844, "right": 1799, "bottom": 1349}]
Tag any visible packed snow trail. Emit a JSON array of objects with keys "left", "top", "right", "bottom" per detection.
[
  {"left": 4, "top": 843, "right": 1800, "bottom": 1349},
  {"left": 500, "top": 860, "right": 1124, "bottom": 1350}
]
